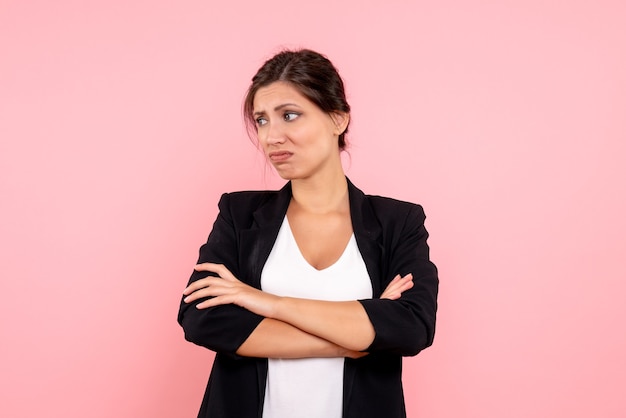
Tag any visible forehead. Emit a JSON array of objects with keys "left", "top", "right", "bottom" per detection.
[{"left": 253, "top": 81, "right": 312, "bottom": 111}]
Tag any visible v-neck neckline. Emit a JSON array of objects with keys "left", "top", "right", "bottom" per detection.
[{"left": 283, "top": 217, "right": 355, "bottom": 273}]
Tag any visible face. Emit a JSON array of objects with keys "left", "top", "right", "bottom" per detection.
[{"left": 252, "top": 81, "right": 348, "bottom": 181}]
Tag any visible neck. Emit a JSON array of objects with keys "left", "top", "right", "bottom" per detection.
[{"left": 290, "top": 168, "right": 349, "bottom": 214}]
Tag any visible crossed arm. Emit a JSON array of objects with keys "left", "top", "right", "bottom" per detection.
[{"left": 182, "top": 263, "right": 414, "bottom": 359}]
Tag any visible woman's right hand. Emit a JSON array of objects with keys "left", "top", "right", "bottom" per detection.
[
  {"left": 380, "top": 273, "right": 414, "bottom": 300},
  {"left": 344, "top": 275, "right": 412, "bottom": 359}
]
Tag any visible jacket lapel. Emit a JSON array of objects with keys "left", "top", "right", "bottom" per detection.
[
  {"left": 239, "top": 182, "right": 292, "bottom": 289},
  {"left": 347, "top": 178, "right": 384, "bottom": 296},
  {"left": 344, "top": 179, "right": 384, "bottom": 416},
  {"left": 236, "top": 183, "right": 292, "bottom": 415}
]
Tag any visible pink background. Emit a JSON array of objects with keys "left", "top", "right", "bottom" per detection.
[{"left": 1, "top": 1, "right": 625, "bottom": 417}]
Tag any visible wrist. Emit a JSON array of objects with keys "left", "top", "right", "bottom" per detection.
[{"left": 267, "top": 295, "right": 286, "bottom": 320}]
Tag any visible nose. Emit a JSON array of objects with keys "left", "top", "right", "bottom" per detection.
[{"left": 262, "top": 121, "right": 286, "bottom": 146}]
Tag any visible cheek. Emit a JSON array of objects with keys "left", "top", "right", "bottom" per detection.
[
  {"left": 255, "top": 129, "right": 270, "bottom": 148},
  {"left": 299, "top": 123, "right": 330, "bottom": 144}
]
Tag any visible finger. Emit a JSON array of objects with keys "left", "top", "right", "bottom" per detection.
[
  {"left": 391, "top": 279, "right": 414, "bottom": 298},
  {"left": 390, "top": 276, "right": 414, "bottom": 294},
  {"left": 195, "top": 263, "right": 237, "bottom": 281},
  {"left": 386, "top": 274, "right": 402, "bottom": 286},
  {"left": 381, "top": 274, "right": 414, "bottom": 299},
  {"left": 384, "top": 274, "right": 412, "bottom": 293},
  {"left": 380, "top": 275, "right": 401, "bottom": 294},
  {"left": 196, "top": 294, "right": 234, "bottom": 309},
  {"left": 184, "top": 280, "right": 233, "bottom": 303},
  {"left": 399, "top": 279, "right": 414, "bottom": 293},
  {"left": 183, "top": 275, "right": 231, "bottom": 296},
  {"left": 194, "top": 262, "right": 223, "bottom": 271},
  {"left": 392, "top": 274, "right": 413, "bottom": 289},
  {"left": 195, "top": 263, "right": 228, "bottom": 276},
  {"left": 184, "top": 287, "right": 215, "bottom": 303},
  {"left": 183, "top": 278, "right": 213, "bottom": 295},
  {"left": 384, "top": 274, "right": 410, "bottom": 290}
]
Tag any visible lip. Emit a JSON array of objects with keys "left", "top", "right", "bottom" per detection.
[{"left": 268, "top": 151, "right": 293, "bottom": 162}]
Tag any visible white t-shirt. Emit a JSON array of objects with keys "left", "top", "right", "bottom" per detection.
[{"left": 260, "top": 217, "right": 372, "bottom": 418}]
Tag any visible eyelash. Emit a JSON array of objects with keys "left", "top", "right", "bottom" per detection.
[
  {"left": 255, "top": 111, "right": 300, "bottom": 127},
  {"left": 283, "top": 111, "right": 300, "bottom": 122}
]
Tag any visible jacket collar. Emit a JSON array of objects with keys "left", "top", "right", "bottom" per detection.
[
  {"left": 251, "top": 177, "right": 381, "bottom": 239},
  {"left": 345, "top": 178, "right": 384, "bottom": 296},
  {"left": 251, "top": 181, "right": 292, "bottom": 229},
  {"left": 346, "top": 177, "right": 382, "bottom": 243}
]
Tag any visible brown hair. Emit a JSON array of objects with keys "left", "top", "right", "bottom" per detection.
[{"left": 243, "top": 49, "right": 351, "bottom": 150}]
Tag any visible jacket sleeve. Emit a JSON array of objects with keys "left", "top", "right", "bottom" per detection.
[
  {"left": 359, "top": 204, "right": 438, "bottom": 357},
  {"left": 177, "top": 193, "right": 264, "bottom": 357}
]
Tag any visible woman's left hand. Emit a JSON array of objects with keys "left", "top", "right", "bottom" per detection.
[{"left": 183, "top": 263, "right": 280, "bottom": 317}]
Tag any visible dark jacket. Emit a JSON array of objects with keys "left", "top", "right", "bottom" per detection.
[{"left": 178, "top": 179, "right": 438, "bottom": 418}]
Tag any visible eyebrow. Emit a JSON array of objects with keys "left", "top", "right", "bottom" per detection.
[{"left": 253, "top": 103, "right": 300, "bottom": 117}]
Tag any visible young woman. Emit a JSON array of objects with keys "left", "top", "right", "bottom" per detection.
[{"left": 178, "top": 49, "right": 438, "bottom": 418}]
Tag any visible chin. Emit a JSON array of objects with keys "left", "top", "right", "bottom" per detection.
[
  {"left": 274, "top": 169, "right": 305, "bottom": 181},
  {"left": 276, "top": 173, "right": 297, "bottom": 181}
]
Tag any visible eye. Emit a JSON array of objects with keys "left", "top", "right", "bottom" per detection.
[
  {"left": 283, "top": 112, "right": 300, "bottom": 122},
  {"left": 255, "top": 116, "right": 268, "bottom": 127}
]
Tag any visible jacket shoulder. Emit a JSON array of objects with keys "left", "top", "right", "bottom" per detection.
[
  {"left": 224, "top": 190, "right": 279, "bottom": 205},
  {"left": 216, "top": 190, "right": 282, "bottom": 226},
  {"left": 364, "top": 194, "right": 425, "bottom": 218}
]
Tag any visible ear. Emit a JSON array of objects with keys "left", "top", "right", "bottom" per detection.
[{"left": 330, "top": 112, "right": 350, "bottom": 135}]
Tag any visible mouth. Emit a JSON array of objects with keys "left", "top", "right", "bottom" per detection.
[{"left": 268, "top": 151, "right": 293, "bottom": 162}]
